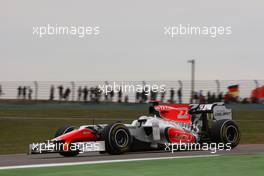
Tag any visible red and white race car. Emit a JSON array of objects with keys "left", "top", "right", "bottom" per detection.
[{"left": 29, "top": 102, "right": 240, "bottom": 156}]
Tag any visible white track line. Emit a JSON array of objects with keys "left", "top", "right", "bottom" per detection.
[{"left": 0, "top": 154, "right": 220, "bottom": 170}]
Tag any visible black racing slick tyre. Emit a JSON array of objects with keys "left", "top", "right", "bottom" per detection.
[
  {"left": 102, "top": 123, "right": 132, "bottom": 155},
  {"left": 210, "top": 119, "right": 240, "bottom": 148},
  {"left": 54, "top": 125, "right": 79, "bottom": 157},
  {"left": 54, "top": 125, "right": 75, "bottom": 138}
]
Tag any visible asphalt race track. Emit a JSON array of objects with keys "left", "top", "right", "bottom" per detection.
[{"left": 0, "top": 144, "right": 263, "bottom": 167}]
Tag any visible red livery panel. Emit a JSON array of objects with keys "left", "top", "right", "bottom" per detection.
[{"left": 154, "top": 104, "right": 191, "bottom": 124}]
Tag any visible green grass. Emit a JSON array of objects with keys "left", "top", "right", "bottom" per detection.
[
  {"left": 1, "top": 154, "right": 264, "bottom": 176},
  {"left": 232, "top": 109, "right": 264, "bottom": 144},
  {"left": 0, "top": 108, "right": 147, "bottom": 119},
  {"left": 0, "top": 106, "right": 263, "bottom": 154}
]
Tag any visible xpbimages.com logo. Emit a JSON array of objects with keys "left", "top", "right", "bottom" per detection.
[
  {"left": 32, "top": 24, "right": 100, "bottom": 38},
  {"left": 164, "top": 142, "right": 232, "bottom": 154},
  {"left": 98, "top": 82, "right": 166, "bottom": 95},
  {"left": 164, "top": 24, "right": 232, "bottom": 38}
]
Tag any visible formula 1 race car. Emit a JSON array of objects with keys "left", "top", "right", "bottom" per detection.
[{"left": 29, "top": 102, "right": 240, "bottom": 156}]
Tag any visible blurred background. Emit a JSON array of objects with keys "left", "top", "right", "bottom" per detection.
[{"left": 0, "top": 80, "right": 263, "bottom": 104}]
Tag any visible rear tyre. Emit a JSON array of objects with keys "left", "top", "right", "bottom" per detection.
[
  {"left": 102, "top": 123, "right": 132, "bottom": 155},
  {"left": 54, "top": 125, "right": 79, "bottom": 157},
  {"left": 210, "top": 119, "right": 240, "bottom": 148}
]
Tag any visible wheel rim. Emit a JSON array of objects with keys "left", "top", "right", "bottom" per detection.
[
  {"left": 114, "top": 129, "right": 129, "bottom": 148},
  {"left": 225, "top": 125, "right": 238, "bottom": 143}
]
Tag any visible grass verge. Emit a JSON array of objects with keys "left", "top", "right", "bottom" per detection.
[{"left": 0, "top": 154, "right": 264, "bottom": 176}]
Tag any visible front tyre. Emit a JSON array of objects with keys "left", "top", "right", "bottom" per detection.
[
  {"left": 54, "top": 125, "right": 75, "bottom": 138},
  {"left": 54, "top": 125, "right": 79, "bottom": 157},
  {"left": 102, "top": 123, "right": 132, "bottom": 155}
]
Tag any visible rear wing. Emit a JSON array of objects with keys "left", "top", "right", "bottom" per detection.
[
  {"left": 190, "top": 103, "right": 232, "bottom": 120},
  {"left": 151, "top": 102, "right": 232, "bottom": 122}
]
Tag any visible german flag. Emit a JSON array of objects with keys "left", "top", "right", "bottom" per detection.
[{"left": 228, "top": 85, "right": 239, "bottom": 97}]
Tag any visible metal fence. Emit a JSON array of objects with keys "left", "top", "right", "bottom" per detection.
[{"left": 0, "top": 80, "right": 263, "bottom": 103}]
